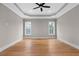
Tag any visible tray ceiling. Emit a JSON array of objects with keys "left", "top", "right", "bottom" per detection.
[
  {"left": 2, "top": 3, "right": 79, "bottom": 18},
  {"left": 15, "top": 3, "right": 67, "bottom": 16}
]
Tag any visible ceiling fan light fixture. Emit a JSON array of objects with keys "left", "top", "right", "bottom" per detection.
[{"left": 33, "top": 3, "right": 50, "bottom": 12}]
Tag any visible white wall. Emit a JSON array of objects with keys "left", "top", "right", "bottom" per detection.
[
  {"left": 24, "top": 19, "right": 57, "bottom": 38},
  {"left": 57, "top": 4, "right": 79, "bottom": 48},
  {"left": 0, "top": 4, "right": 23, "bottom": 51}
]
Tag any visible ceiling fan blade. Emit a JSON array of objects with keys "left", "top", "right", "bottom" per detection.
[
  {"left": 33, "top": 7, "right": 39, "bottom": 9},
  {"left": 40, "top": 8, "right": 43, "bottom": 12},
  {"left": 35, "top": 3, "right": 40, "bottom": 5},
  {"left": 41, "top": 3, "right": 45, "bottom": 6},
  {"left": 42, "top": 6, "right": 50, "bottom": 8}
]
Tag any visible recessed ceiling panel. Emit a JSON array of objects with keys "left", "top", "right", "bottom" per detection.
[{"left": 15, "top": 3, "right": 67, "bottom": 16}]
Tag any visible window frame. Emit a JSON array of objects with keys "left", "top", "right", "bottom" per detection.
[
  {"left": 25, "top": 21, "right": 32, "bottom": 35},
  {"left": 48, "top": 21, "right": 55, "bottom": 35}
]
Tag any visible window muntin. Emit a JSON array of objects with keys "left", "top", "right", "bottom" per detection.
[
  {"left": 48, "top": 21, "right": 55, "bottom": 35},
  {"left": 25, "top": 21, "right": 31, "bottom": 35}
]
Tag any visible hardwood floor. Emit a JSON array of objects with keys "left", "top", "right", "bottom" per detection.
[{"left": 0, "top": 39, "right": 79, "bottom": 56}]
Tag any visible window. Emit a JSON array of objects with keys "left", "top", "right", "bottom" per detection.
[
  {"left": 25, "top": 21, "right": 31, "bottom": 35},
  {"left": 48, "top": 21, "right": 55, "bottom": 35}
]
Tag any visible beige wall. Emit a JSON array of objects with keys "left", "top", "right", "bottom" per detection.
[
  {"left": 0, "top": 4, "right": 23, "bottom": 51},
  {"left": 23, "top": 18, "right": 57, "bottom": 38},
  {"left": 57, "top": 5, "right": 79, "bottom": 48}
]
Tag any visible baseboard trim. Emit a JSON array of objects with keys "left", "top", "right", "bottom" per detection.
[
  {"left": 58, "top": 39, "right": 79, "bottom": 49},
  {"left": 0, "top": 39, "right": 22, "bottom": 52},
  {"left": 24, "top": 37, "right": 56, "bottom": 39}
]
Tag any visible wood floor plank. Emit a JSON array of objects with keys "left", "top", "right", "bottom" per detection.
[{"left": 0, "top": 39, "right": 79, "bottom": 56}]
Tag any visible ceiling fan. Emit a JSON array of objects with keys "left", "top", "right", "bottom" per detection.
[{"left": 33, "top": 3, "right": 50, "bottom": 12}]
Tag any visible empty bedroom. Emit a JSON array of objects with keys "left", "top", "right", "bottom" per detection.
[{"left": 0, "top": 3, "right": 79, "bottom": 56}]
